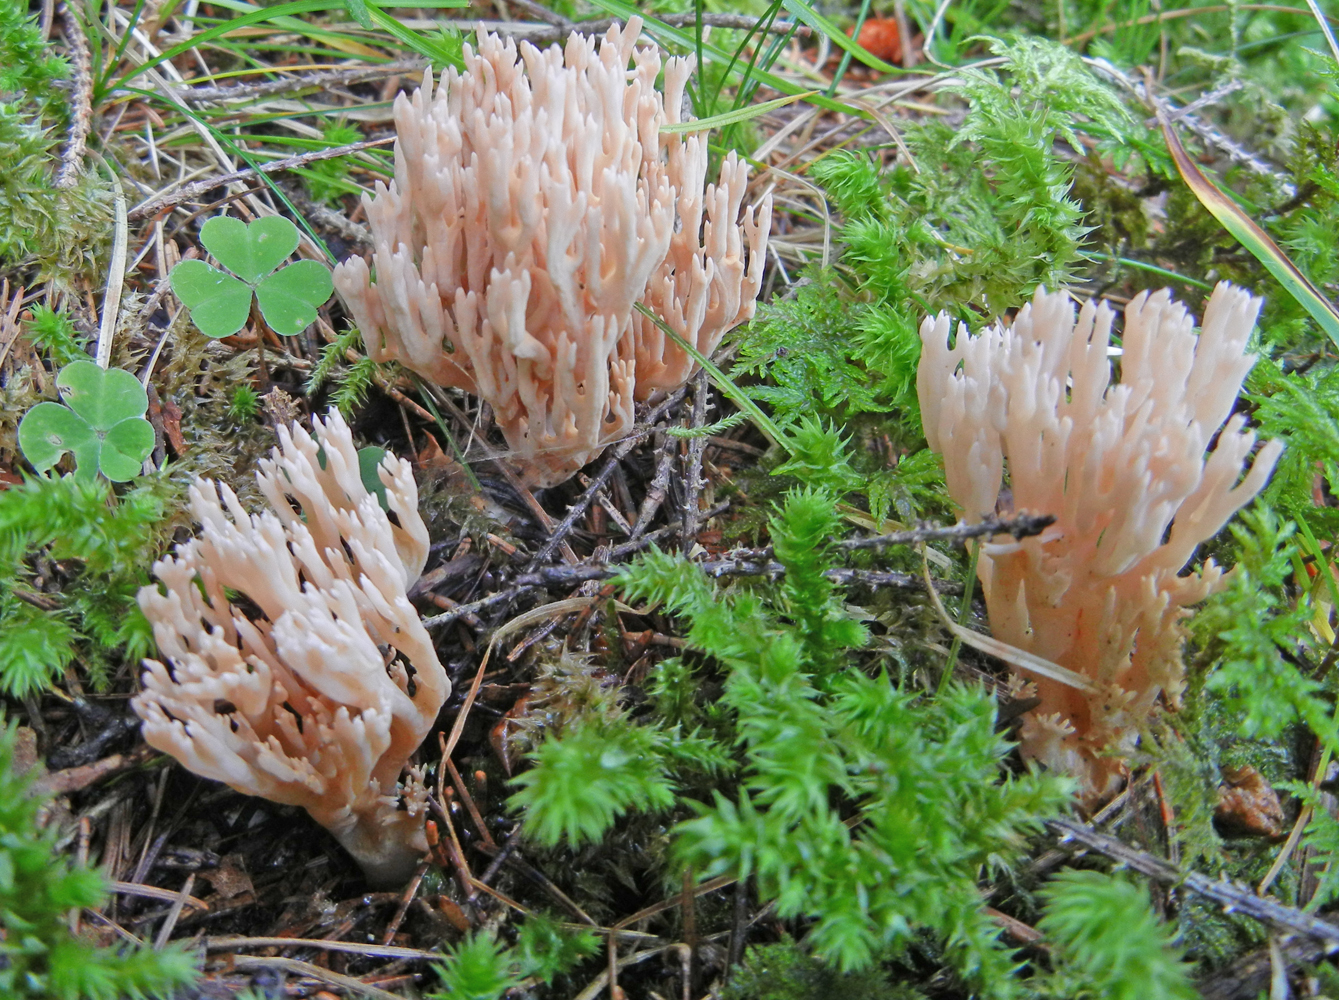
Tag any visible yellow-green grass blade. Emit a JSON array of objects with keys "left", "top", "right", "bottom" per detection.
[
  {"left": 585, "top": 0, "right": 869, "bottom": 119},
  {"left": 106, "top": 0, "right": 466, "bottom": 95},
  {"left": 634, "top": 304, "right": 785, "bottom": 449},
  {"left": 1159, "top": 110, "right": 1339, "bottom": 348},
  {"left": 660, "top": 91, "right": 815, "bottom": 133},
  {"left": 364, "top": 4, "right": 464, "bottom": 68},
  {"left": 779, "top": 0, "right": 899, "bottom": 74},
  {"left": 105, "top": 0, "right": 342, "bottom": 95}
]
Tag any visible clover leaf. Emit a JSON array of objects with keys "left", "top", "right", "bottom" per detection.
[
  {"left": 17, "top": 361, "right": 155, "bottom": 481},
  {"left": 171, "top": 215, "right": 334, "bottom": 338}
]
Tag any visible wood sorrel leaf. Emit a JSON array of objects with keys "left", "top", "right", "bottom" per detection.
[
  {"left": 171, "top": 260, "right": 252, "bottom": 338},
  {"left": 254, "top": 259, "right": 335, "bottom": 335},
  {"left": 16, "top": 362, "right": 154, "bottom": 480},
  {"left": 357, "top": 445, "right": 389, "bottom": 508},
  {"left": 200, "top": 215, "right": 301, "bottom": 285},
  {"left": 17, "top": 401, "right": 99, "bottom": 476},
  {"left": 57, "top": 361, "right": 149, "bottom": 430},
  {"left": 99, "top": 417, "right": 157, "bottom": 481}
]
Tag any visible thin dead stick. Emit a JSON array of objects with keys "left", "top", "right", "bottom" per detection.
[
  {"left": 681, "top": 371, "right": 710, "bottom": 550},
  {"left": 226, "top": 956, "right": 404, "bottom": 1000},
  {"left": 574, "top": 946, "right": 676, "bottom": 1000},
  {"left": 444, "top": 755, "right": 496, "bottom": 849},
  {"left": 1143, "top": 77, "right": 1244, "bottom": 126},
  {"left": 525, "top": 387, "right": 688, "bottom": 570},
  {"left": 110, "top": 880, "right": 209, "bottom": 911},
  {"left": 55, "top": 1, "right": 93, "bottom": 189},
  {"left": 427, "top": 794, "right": 475, "bottom": 900},
  {"left": 1050, "top": 818, "right": 1339, "bottom": 950},
  {"left": 0, "top": 281, "right": 28, "bottom": 370},
  {"left": 205, "top": 935, "right": 437, "bottom": 960},
  {"left": 613, "top": 874, "right": 737, "bottom": 930},
  {"left": 919, "top": 544, "right": 1098, "bottom": 693},
  {"left": 468, "top": 875, "right": 533, "bottom": 915},
  {"left": 1259, "top": 737, "right": 1328, "bottom": 896},
  {"left": 152, "top": 873, "right": 194, "bottom": 948},
  {"left": 423, "top": 583, "right": 543, "bottom": 630},
  {"left": 726, "top": 512, "right": 1057, "bottom": 562},
  {"left": 522, "top": 11, "right": 809, "bottom": 44},
  {"left": 128, "top": 136, "right": 396, "bottom": 221},
  {"left": 422, "top": 541, "right": 946, "bottom": 630},
  {"left": 176, "top": 58, "right": 425, "bottom": 103},
  {"left": 96, "top": 175, "right": 129, "bottom": 369},
  {"left": 630, "top": 441, "right": 676, "bottom": 540},
  {"left": 380, "top": 860, "right": 430, "bottom": 946},
  {"left": 504, "top": 0, "right": 571, "bottom": 26},
  {"left": 841, "top": 512, "right": 1055, "bottom": 550}
]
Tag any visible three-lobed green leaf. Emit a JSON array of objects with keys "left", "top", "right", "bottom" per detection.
[
  {"left": 171, "top": 215, "right": 333, "bottom": 338},
  {"left": 17, "top": 362, "right": 155, "bottom": 482}
]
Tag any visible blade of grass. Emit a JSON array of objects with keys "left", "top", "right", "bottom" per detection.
[
  {"left": 105, "top": 0, "right": 152, "bottom": 88},
  {"left": 147, "top": 88, "right": 337, "bottom": 262},
  {"left": 1304, "top": 0, "right": 1339, "bottom": 62},
  {"left": 364, "top": 4, "right": 464, "bottom": 68},
  {"left": 585, "top": 0, "right": 871, "bottom": 118},
  {"left": 412, "top": 381, "right": 485, "bottom": 494},
  {"left": 693, "top": 0, "right": 706, "bottom": 114},
  {"left": 722, "top": 0, "right": 786, "bottom": 112},
  {"left": 103, "top": 0, "right": 344, "bottom": 97},
  {"left": 1158, "top": 109, "right": 1339, "bottom": 349},
  {"left": 104, "top": 0, "right": 466, "bottom": 96},
  {"left": 826, "top": 0, "right": 874, "bottom": 95},
  {"left": 661, "top": 91, "right": 815, "bottom": 133},
  {"left": 780, "top": 0, "right": 899, "bottom": 74},
  {"left": 937, "top": 538, "right": 981, "bottom": 695},
  {"left": 1296, "top": 518, "right": 1339, "bottom": 616},
  {"left": 1088, "top": 251, "right": 1213, "bottom": 289},
  {"left": 633, "top": 304, "right": 785, "bottom": 449}
]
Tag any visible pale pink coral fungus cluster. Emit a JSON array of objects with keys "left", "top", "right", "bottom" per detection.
[
  {"left": 918, "top": 283, "right": 1282, "bottom": 800},
  {"left": 334, "top": 17, "right": 771, "bottom": 486},
  {"left": 133, "top": 411, "right": 447, "bottom": 885}
]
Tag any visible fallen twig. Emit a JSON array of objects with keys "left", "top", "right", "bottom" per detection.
[
  {"left": 54, "top": 1, "right": 93, "bottom": 189},
  {"left": 681, "top": 371, "right": 710, "bottom": 550},
  {"left": 204, "top": 935, "right": 438, "bottom": 960},
  {"left": 225, "top": 956, "right": 404, "bottom": 1000},
  {"left": 524, "top": 388, "right": 689, "bottom": 570},
  {"left": 1049, "top": 818, "right": 1339, "bottom": 949},
  {"left": 127, "top": 136, "right": 395, "bottom": 221}
]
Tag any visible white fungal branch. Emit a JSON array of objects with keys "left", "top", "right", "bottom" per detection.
[
  {"left": 918, "top": 283, "right": 1282, "bottom": 801},
  {"left": 333, "top": 17, "right": 771, "bottom": 486},
  {"left": 133, "top": 411, "right": 446, "bottom": 885}
]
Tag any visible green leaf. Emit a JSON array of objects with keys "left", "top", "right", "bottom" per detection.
[
  {"left": 1159, "top": 112, "right": 1339, "bottom": 348},
  {"left": 660, "top": 91, "right": 816, "bottom": 133},
  {"left": 343, "top": 0, "right": 374, "bottom": 28},
  {"left": 364, "top": 4, "right": 465, "bottom": 68},
  {"left": 17, "top": 402, "right": 97, "bottom": 475},
  {"left": 254, "top": 259, "right": 334, "bottom": 335},
  {"left": 16, "top": 364, "right": 153, "bottom": 481},
  {"left": 56, "top": 361, "right": 148, "bottom": 430},
  {"left": 99, "top": 418, "right": 155, "bottom": 482},
  {"left": 171, "top": 260, "right": 252, "bottom": 338},
  {"left": 200, "top": 214, "right": 300, "bottom": 285},
  {"left": 357, "top": 446, "right": 389, "bottom": 509},
  {"left": 779, "top": 0, "right": 899, "bottom": 73}
]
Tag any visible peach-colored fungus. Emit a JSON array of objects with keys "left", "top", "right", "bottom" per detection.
[
  {"left": 134, "top": 411, "right": 446, "bottom": 885},
  {"left": 917, "top": 283, "right": 1282, "bottom": 800},
  {"left": 333, "top": 18, "right": 771, "bottom": 486}
]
